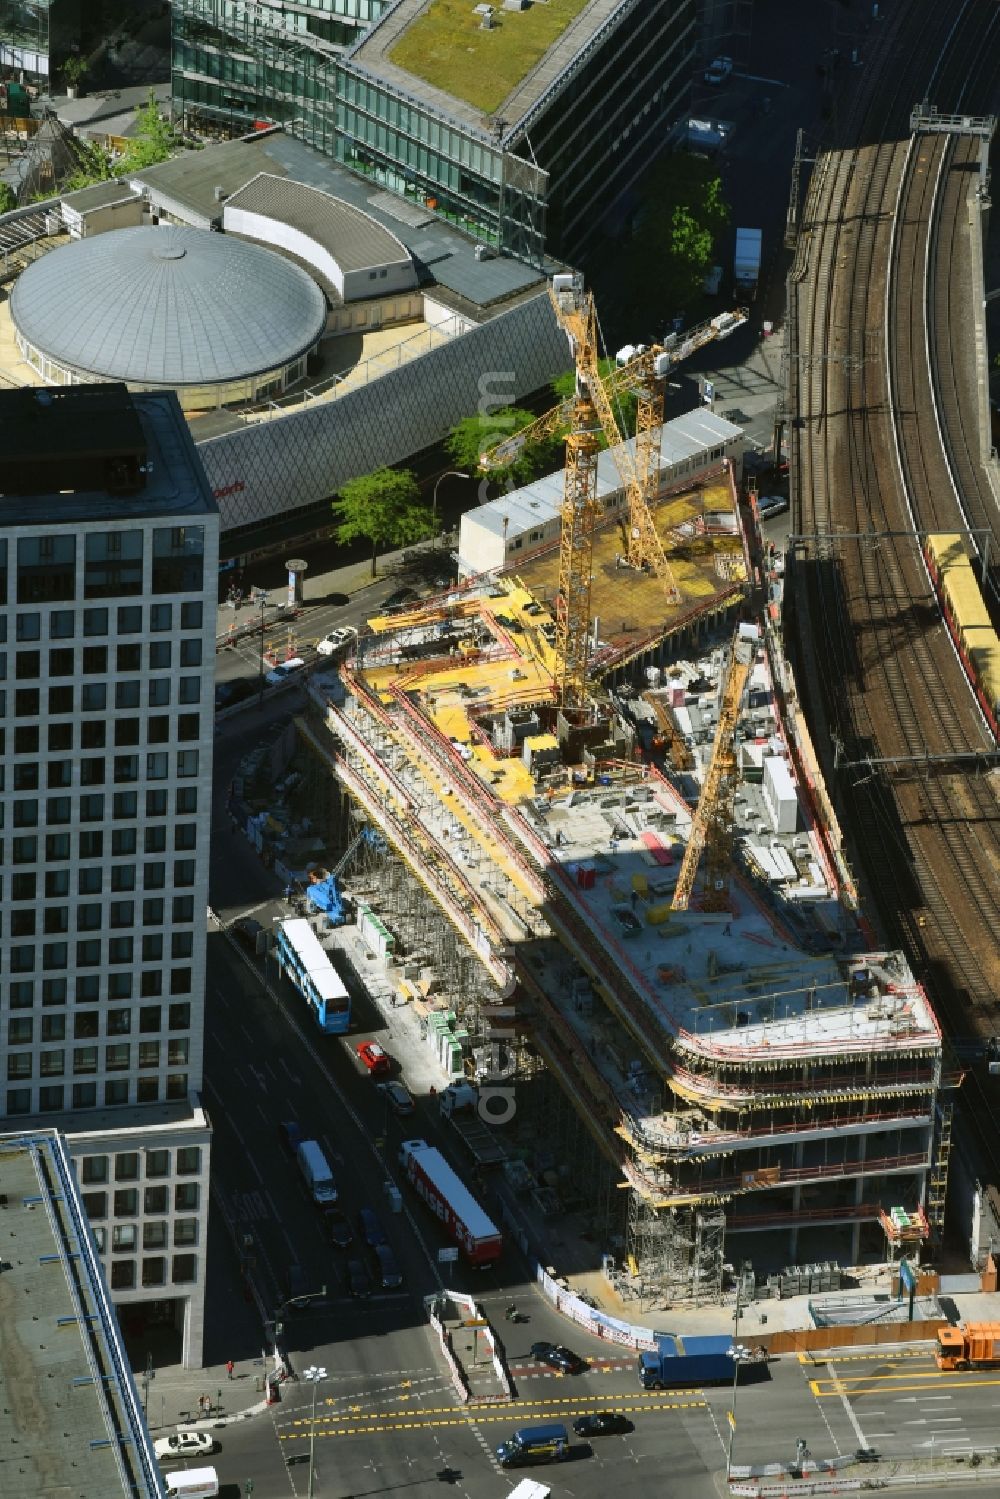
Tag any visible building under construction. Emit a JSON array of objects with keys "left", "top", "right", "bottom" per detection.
[{"left": 293, "top": 279, "right": 947, "bottom": 1305}]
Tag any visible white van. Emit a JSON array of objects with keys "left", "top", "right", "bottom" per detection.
[
  {"left": 163, "top": 1467, "right": 219, "bottom": 1498},
  {"left": 506, "top": 1482, "right": 552, "bottom": 1499}
]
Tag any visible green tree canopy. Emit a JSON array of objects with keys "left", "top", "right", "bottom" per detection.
[
  {"left": 0, "top": 182, "right": 16, "bottom": 215},
  {"left": 118, "top": 90, "right": 177, "bottom": 175},
  {"left": 445, "top": 405, "right": 564, "bottom": 488},
  {"left": 331, "top": 467, "right": 435, "bottom": 577}
]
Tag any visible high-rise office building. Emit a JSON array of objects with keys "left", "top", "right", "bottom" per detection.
[
  {"left": 171, "top": 0, "right": 697, "bottom": 261},
  {"left": 0, "top": 383, "right": 217, "bottom": 1368}
]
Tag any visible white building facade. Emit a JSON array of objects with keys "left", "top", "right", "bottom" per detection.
[
  {"left": 458, "top": 408, "right": 747, "bottom": 578},
  {"left": 0, "top": 386, "right": 218, "bottom": 1367}
]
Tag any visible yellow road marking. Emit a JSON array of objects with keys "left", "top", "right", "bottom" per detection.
[
  {"left": 278, "top": 1399, "right": 707, "bottom": 1440},
  {"left": 286, "top": 1390, "right": 703, "bottom": 1424},
  {"left": 810, "top": 1374, "right": 1000, "bottom": 1397}
]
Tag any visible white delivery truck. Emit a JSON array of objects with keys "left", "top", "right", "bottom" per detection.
[
  {"left": 163, "top": 1467, "right": 219, "bottom": 1498},
  {"left": 296, "top": 1138, "right": 338, "bottom": 1207}
]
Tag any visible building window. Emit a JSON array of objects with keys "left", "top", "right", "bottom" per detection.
[
  {"left": 7, "top": 1018, "right": 32, "bottom": 1045},
  {"left": 118, "top": 604, "right": 142, "bottom": 634},
  {"left": 108, "top": 973, "right": 132, "bottom": 1001},
  {"left": 117, "top": 642, "right": 141, "bottom": 671},
  {"left": 116, "top": 681, "right": 140, "bottom": 709},
  {"left": 173, "top": 1219, "right": 199, "bottom": 1247},
  {"left": 113, "top": 1189, "right": 138, "bottom": 1218},
  {"left": 177, "top": 751, "right": 199, "bottom": 779},
  {"left": 79, "top": 721, "right": 103, "bottom": 748},
  {"left": 107, "top": 1010, "right": 131, "bottom": 1035},
  {"left": 77, "top": 940, "right": 102, "bottom": 966},
  {"left": 45, "top": 870, "right": 69, "bottom": 898},
  {"left": 105, "top": 1044, "right": 130, "bottom": 1072},
  {"left": 176, "top": 1147, "right": 201, "bottom": 1176},
  {"left": 17, "top": 534, "right": 75, "bottom": 603},
  {"left": 112, "top": 1224, "right": 137, "bottom": 1252},
  {"left": 82, "top": 645, "right": 107, "bottom": 674},
  {"left": 143, "top": 1221, "right": 168, "bottom": 1250},
  {"left": 38, "top": 1084, "right": 65, "bottom": 1111},
  {"left": 149, "top": 640, "right": 171, "bottom": 669},
  {"left": 41, "top": 1015, "right": 65, "bottom": 1042},
  {"left": 138, "top": 1041, "right": 160, "bottom": 1070},
  {"left": 136, "top": 1076, "right": 159, "bottom": 1104},
  {"left": 7, "top": 1053, "right": 32, "bottom": 1080},
  {"left": 115, "top": 1153, "right": 139, "bottom": 1182},
  {"left": 16, "top": 613, "right": 40, "bottom": 642},
  {"left": 85, "top": 530, "right": 143, "bottom": 597},
  {"left": 10, "top": 981, "right": 33, "bottom": 1009},
  {"left": 39, "top": 1050, "right": 64, "bottom": 1077},
  {"left": 115, "top": 754, "right": 139, "bottom": 784},
  {"left": 142, "top": 1258, "right": 166, "bottom": 1288},
  {"left": 148, "top": 678, "right": 170, "bottom": 707},
  {"left": 168, "top": 1003, "right": 190, "bottom": 1031},
  {"left": 73, "top": 1082, "right": 97, "bottom": 1109},
  {"left": 108, "top": 936, "right": 134, "bottom": 964},
  {"left": 6, "top": 1088, "right": 31, "bottom": 1114},
  {"left": 76, "top": 976, "right": 99, "bottom": 1003},
  {"left": 180, "top": 601, "right": 202, "bottom": 629},
  {"left": 171, "top": 1254, "right": 197, "bottom": 1284},
  {"left": 74, "top": 1046, "right": 98, "bottom": 1075},
  {"left": 112, "top": 865, "right": 136, "bottom": 891},
  {"left": 81, "top": 683, "right": 107, "bottom": 712},
  {"left": 110, "top": 1261, "right": 135, "bottom": 1290},
  {"left": 144, "top": 1184, "right": 169, "bottom": 1215},
  {"left": 152, "top": 528, "right": 204, "bottom": 594},
  {"left": 146, "top": 1149, "right": 170, "bottom": 1178},
  {"left": 82, "top": 1191, "right": 107, "bottom": 1218},
  {"left": 146, "top": 754, "right": 168, "bottom": 782},
  {"left": 42, "top": 978, "right": 67, "bottom": 1006},
  {"left": 105, "top": 1079, "right": 129, "bottom": 1106}
]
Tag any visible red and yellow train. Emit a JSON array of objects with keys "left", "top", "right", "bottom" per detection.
[{"left": 924, "top": 532, "right": 1000, "bottom": 741}]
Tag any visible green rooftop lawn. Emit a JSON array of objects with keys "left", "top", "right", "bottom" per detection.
[{"left": 389, "top": 0, "right": 592, "bottom": 115}]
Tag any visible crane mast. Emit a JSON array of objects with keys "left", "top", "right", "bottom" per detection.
[{"left": 671, "top": 634, "right": 753, "bottom": 912}]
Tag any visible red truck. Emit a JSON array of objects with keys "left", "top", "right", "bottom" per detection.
[{"left": 399, "top": 1138, "right": 502, "bottom": 1266}]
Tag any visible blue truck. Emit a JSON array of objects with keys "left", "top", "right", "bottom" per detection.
[{"left": 638, "top": 1334, "right": 759, "bottom": 1390}]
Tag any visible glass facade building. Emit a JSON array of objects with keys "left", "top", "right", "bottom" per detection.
[
  {"left": 171, "top": 0, "right": 697, "bottom": 262},
  {"left": 171, "top": 0, "right": 375, "bottom": 146},
  {"left": 0, "top": 0, "right": 170, "bottom": 91}
]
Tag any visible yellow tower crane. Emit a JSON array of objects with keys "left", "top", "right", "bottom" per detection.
[
  {"left": 670, "top": 632, "right": 754, "bottom": 912},
  {"left": 548, "top": 273, "right": 687, "bottom": 703}
]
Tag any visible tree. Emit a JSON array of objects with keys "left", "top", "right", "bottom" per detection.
[
  {"left": 331, "top": 468, "right": 434, "bottom": 578},
  {"left": 61, "top": 138, "right": 115, "bottom": 193},
  {"left": 118, "top": 90, "right": 177, "bottom": 175},
  {"left": 0, "top": 182, "right": 16, "bottom": 215},
  {"left": 445, "top": 407, "right": 536, "bottom": 471}
]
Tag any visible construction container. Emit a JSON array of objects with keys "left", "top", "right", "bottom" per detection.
[
  {"left": 646, "top": 902, "right": 672, "bottom": 925},
  {"left": 631, "top": 873, "right": 649, "bottom": 897}
]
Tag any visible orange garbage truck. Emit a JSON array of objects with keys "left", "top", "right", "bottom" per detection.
[{"left": 935, "top": 1323, "right": 1000, "bottom": 1371}]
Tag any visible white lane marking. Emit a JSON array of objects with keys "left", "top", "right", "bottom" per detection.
[{"left": 823, "top": 1359, "right": 867, "bottom": 1451}]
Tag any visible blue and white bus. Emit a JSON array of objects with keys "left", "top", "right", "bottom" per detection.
[{"left": 275, "top": 918, "right": 351, "bottom": 1034}]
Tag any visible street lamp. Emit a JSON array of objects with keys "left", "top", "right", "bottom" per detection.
[
  {"left": 303, "top": 1364, "right": 326, "bottom": 1499},
  {"left": 432, "top": 470, "right": 474, "bottom": 527}
]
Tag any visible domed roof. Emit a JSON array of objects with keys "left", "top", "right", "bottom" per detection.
[{"left": 10, "top": 225, "right": 327, "bottom": 387}]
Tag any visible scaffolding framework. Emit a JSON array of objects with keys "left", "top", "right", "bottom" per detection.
[{"left": 626, "top": 1193, "right": 726, "bottom": 1307}]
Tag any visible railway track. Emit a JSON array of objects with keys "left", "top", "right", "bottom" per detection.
[{"left": 787, "top": 1, "right": 1000, "bottom": 1187}]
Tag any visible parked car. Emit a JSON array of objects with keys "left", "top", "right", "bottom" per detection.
[
  {"left": 215, "top": 678, "right": 255, "bottom": 710},
  {"left": 377, "top": 1081, "right": 414, "bottom": 1116},
  {"left": 704, "top": 55, "right": 733, "bottom": 84},
  {"left": 529, "top": 1342, "right": 588, "bottom": 1374},
  {"left": 316, "top": 626, "right": 357, "bottom": 656},
  {"left": 356, "top": 1041, "right": 392, "bottom": 1076},
  {"left": 324, "top": 1208, "right": 354, "bottom": 1249},
  {"left": 382, "top": 587, "right": 418, "bottom": 609},
  {"left": 358, "top": 1206, "right": 388, "bottom": 1248},
  {"left": 346, "top": 1257, "right": 373, "bottom": 1298},
  {"left": 277, "top": 1119, "right": 304, "bottom": 1155},
  {"left": 233, "top": 916, "right": 264, "bottom": 953},
  {"left": 265, "top": 656, "right": 306, "bottom": 685},
  {"left": 573, "top": 1412, "right": 632, "bottom": 1436},
  {"left": 757, "top": 494, "right": 789, "bottom": 519},
  {"left": 285, "top": 1262, "right": 308, "bottom": 1302},
  {"left": 375, "top": 1242, "right": 403, "bottom": 1290},
  {"left": 154, "top": 1431, "right": 215, "bottom": 1460}
]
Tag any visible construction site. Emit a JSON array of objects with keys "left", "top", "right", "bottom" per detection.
[{"left": 266, "top": 276, "right": 950, "bottom": 1307}]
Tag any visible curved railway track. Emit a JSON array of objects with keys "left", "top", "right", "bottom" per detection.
[{"left": 788, "top": 1, "right": 1000, "bottom": 1187}]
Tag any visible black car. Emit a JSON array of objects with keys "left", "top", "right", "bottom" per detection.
[
  {"left": 324, "top": 1208, "right": 353, "bottom": 1250},
  {"left": 573, "top": 1412, "right": 632, "bottom": 1437},
  {"left": 346, "top": 1257, "right": 372, "bottom": 1299},
  {"left": 375, "top": 1243, "right": 403, "bottom": 1290},
  {"left": 383, "top": 587, "right": 418, "bottom": 609},
  {"left": 277, "top": 1119, "right": 303, "bottom": 1154},
  {"left": 529, "top": 1342, "right": 588, "bottom": 1374},
  {"left": 233, "top": 916, "right": 264, "bottom": 953},
  {"left": 358, "top": 1206, "right": 388, "bottom": 1248}
]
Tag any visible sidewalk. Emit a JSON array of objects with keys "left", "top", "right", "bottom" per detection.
[{"left": 140, "top": 1356, "right": 273, "bottom": 1435}]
